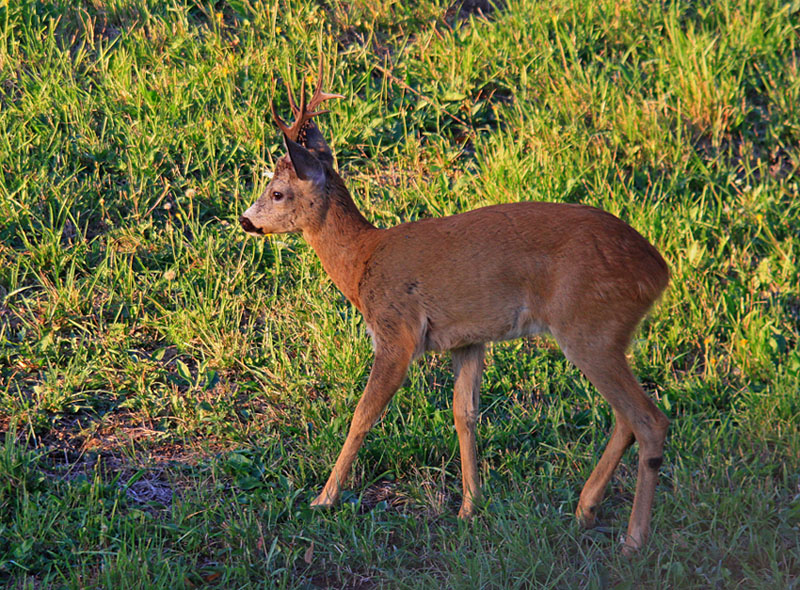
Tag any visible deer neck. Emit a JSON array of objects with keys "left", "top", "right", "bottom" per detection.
[{"left": 302, "top": 175, "right": 376, "bottom": 309}]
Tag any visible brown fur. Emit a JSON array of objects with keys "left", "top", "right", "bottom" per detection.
[{"left": 241, "top": 116, "right": 669, "bottom": 555}]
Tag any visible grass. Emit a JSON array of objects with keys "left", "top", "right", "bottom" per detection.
[{"left": 1, "top": 0, "right": 799, "bottom": 587}]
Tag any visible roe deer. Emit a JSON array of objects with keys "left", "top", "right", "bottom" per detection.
[{"left": 240, "top": 63, "right": 670, "bottom": 553}]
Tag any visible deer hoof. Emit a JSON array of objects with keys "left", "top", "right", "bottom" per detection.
[
  {"left": 575, "top": 504, "right": 598, "bottom": 529},
  {"left": 458, "top": 504, "right": 476, "bottom": 520},
  {"left": 310, "top": 493, "right": 336, "bottom": 509},
  {"left": 619, "top": 534, "right": 643, "bottom": 556}
]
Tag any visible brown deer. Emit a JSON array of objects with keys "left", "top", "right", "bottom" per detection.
[{"left": 240, "top": 63, "right": 670, "bottom": 553}]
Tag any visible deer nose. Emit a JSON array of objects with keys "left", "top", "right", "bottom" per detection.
[{"left": 239, "top": 215, "right": 262, "bottom": 234}]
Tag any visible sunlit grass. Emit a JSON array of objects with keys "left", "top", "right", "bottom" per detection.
[{"left": 1, "top": 0, "right": 799, "bottom": 587}]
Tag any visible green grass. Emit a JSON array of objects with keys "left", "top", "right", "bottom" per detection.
[{"left": 1, "top": 0, "right": 799, "bottom": 587}]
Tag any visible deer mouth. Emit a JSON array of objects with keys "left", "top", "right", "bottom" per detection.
[{"left": 239, "top": 215, "right": 265, "bottom": 236}]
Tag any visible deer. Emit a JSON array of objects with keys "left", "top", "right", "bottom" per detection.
[{"left": 239, "top": 62, "right": 670, "bottom": 554}]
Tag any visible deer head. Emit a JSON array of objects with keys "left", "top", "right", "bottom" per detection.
[{"left": 240, "top": 61, "right": 344, "bottom": 236}]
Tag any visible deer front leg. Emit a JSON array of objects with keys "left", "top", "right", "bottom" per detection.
[
  {"left": 311, "top": 340, "right": 415, "bottom": 509},
  {"left": 452, "top": 344, "right": 485, "bottom": 518}
]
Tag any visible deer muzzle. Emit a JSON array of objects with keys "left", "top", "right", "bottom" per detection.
[{"left": 239, "top": 215, "right": 264, "bottom": 236}]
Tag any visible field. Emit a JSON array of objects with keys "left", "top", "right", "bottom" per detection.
[{"left": 1, "top": 0, "right": 799, "bottom": 587}]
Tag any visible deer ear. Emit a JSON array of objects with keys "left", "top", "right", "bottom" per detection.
[
  {"left": 301, "top": 122, "right": 334, "bottom": 167},
  {"left": 285, "top": 136, "right": 325, "bottom": 185}
]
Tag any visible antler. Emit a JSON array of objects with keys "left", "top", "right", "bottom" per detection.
[{"left": 271, "top": 59, "right": 344, "bottom": 143}]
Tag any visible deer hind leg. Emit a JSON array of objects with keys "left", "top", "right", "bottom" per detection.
[
  {"left": 311, "top": 336, "right": 415, "bottom": 509},
  {"left": 452, "top": 344, "right": 485, "bottom": 518},
  {"left": 563, "top": 344, "right": 669, "bottom": 553},
  {"left": 575, "top": 413, "right": 634, "bottom": 528}
]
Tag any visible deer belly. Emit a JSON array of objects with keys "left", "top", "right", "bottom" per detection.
[
  {"left": 499, "top": 306, "right": 548, "bottom": 341},
  {"left": 423, "top": 305, "right": 548, "bottom": 352}
]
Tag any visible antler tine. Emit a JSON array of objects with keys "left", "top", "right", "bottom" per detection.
[
  {"left": 298, "top": 77, "right": 307, "bottom": 123},
  {"left": 307, "top": 58, "right": 345, "bottom": 115},
  {"left": 272, "top": 77, "right": 307, "bottom": 142},
  {"left": 270, "top": 98, "right": 292, "bottom": 138},
  {"left": 284, "top": 79, "right": 300, "bottom": 117}
]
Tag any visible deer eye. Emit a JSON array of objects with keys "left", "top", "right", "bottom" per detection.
[{"left": 272, "top": 191, "right": 284, "bottom": 202}]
